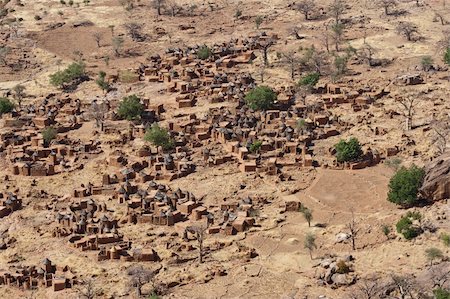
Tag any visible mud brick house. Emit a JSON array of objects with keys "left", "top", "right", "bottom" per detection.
[
  {"left": 0, "top": 258, "right": 76, "bottom": 292},
  {"left": 0, "top": 192, "right": 22, "bottom": 218}
]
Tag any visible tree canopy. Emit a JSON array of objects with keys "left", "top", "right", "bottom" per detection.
[
  {"left": 245, "top": 86, "right": 277, "bottom": 110},
  {"left": 388, "top": 165, "right": 425, "bottom": 206},
  {"left": 334, "top": 137, "right": 362, "bottom": 163},
  {"left": 117, "top": 95, "right": 144, "bottom": 121}
]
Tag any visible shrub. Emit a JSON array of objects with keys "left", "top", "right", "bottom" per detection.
[
  {"left": 334, "top": 137, "right": 362, "bottom": 163},
  {"left": 421, "top": 56, "right": 433, "bottom": 71},
  {"left": 385, "top": 157, "right": 402, "bottom": 170},
  {"left": 336, "top": 260, "right": 350, "bottom": 274},
  {"left": 440, "top": 233, "right": 450, "bottom": 247},
  {"left": 42, "top": 127, "right": 57, "bottom": 145},
  {"left": 249, "top": 140, "right": 262, "bottom": 153},
  {"left": 197, "top": 45, "right": 211, "bottom": 60},
  {"left": 444, "top": 47, "right": 450, "bottom": 66},
  {"left": 144, "top": 124, "right": 174, "bottom": 150},
  {"left": 117, "top": 95, "right": 143, "bottom": 121},
  {"left": 255, "top": 15, "right": 263, "bottom": 29},
  {"left": 0, "top": 97, "right": 15, "bottom": 115},
  {"left": 95, "top": 71, "right": 110, "bottom": 93},
  {"left": 245, "top": 86, "right": 277, "bottom": 110},
  {"left": 396, "top": 215, "right": 421, "bottom": 240},
  {"left": 34, "top": 15, "right": 41, "bottom": 21},
  {"left": 433, "top": 288, "right": 450, "bottom": 299},
  {"left": 405, "top": 211, "right": 422, "bottom": 220},
  {"left": 381, "top": 224, "right": 391, "bottom": 239},
  {"left": 425, "top": 247, "right": 444, "bottom": 266},
  {"left": 387, "top": 165, "right": 425, "bottom": 206},
  {"left": 49, "top": 62, "right": 86, "bottom": 89},
  {"left": 298, "top": 72, "right": 320, "bottom": 88}
]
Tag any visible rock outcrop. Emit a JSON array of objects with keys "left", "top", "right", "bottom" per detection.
[{"left": 420, "top": 153, "right": 450, "bottom": 202}]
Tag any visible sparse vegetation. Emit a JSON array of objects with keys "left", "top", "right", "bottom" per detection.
[
  {"left": 49, "top": 62, "right": 86, "bottom": 90},
  {"left": 334, "top": 137, "right": 362, "bottom": 163},
  {"left": 304, "top": 233, "right": 317, "bottom": 260},
  {"left": 245, "top": 86, "right": 277, "bottom": 110},
  {"left": 425, "top": 247, "right": 444, "bottom": 266},
  {"left": 117, "top": 95, "right": 144, "bottom": 121},
  {"left": 42, "top": 127, "right": 57, "bottom": 146},
  {"left": 387, "top": 165, "right": 425, "bottom": 207},
  {"left": 0, "top": 97, "right": 14, "bottom": 115},
  {"left": 95, "top": 71, "right": 111, "bottom": 94},
  {"left": 197, "top": 45, "right": 212, "bottom": 60},
  {"left": 396, "top": 213, "right": 422, "bottom": 240},
  {"left": 249, "top": 140, "right": 262, "bottom": 153},
  {"left": 144, "top": 124, "right": 174, "bottom": 150}
]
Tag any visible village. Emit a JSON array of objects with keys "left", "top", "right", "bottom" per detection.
[{"left": 0, "top": 0, "right": 449, "bottom": 298}]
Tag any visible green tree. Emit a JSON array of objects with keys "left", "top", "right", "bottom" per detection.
[
  {"left": 42, "top": 127, "right": 57, "bottom": 146},
  {"left": 12, "top": 84, "right": 26, "bottom": 107},
  {"left": 396, "top": 214, "right": 421, "bottom": 240},
  {"left": 249, "top": 140, "right": 262, "bottom": 153},
  {"left": 245, "top": 86, "right": 277, "bottom": 110},
  {"left": 255, "top": 15, "right": 264, "bottom": 29},
  {"left": 441, "top": 233, "right": 450, "bottom": 247},
  {"left": 0, "top": 97, "right": 15, "bottom": 115},
  {"left": 144, "top": 124, "right": 174, "bottom": 150},
  {"left": 117, "top": 95, "right": 144, "bottom": 121},
  {"left": 425, "top": 247, "right": 443, "bottom": 266},
  {"left": 96, "top": 71, "right": 110, "bottom": 94},
  {"left": 421, "top": 55, "right": 433, "bottom": 71},
  {"left": 387, "top": 165, "right": 425, "bottom": 206},
  {"left": 334, "top": 137, "right": 362, "bottom": 163},
  {"left": 197, "top": 45, "right": 211, "bottom": 60},
  {"left": 49, "top": 62, "right": 86, "bottom": 89},
  {"left": 304, "top": 233, "right": 317, "bottom": 260},
  {"left": 301, "top": 207, "right": 313, "bottom": 227}
]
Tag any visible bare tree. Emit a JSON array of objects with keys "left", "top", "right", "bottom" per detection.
[
  {"left": 92, "top": 32, "right": 102, "bottom": 48},
  {"left": 300, "top": 46, "right": 329, "bottom": 75},
  {"left": 289, "top": 26, "right": 302, "bottom": 40},
  {"left": 151, "top": 0, "right": 166, "bottom": 15},
  {"left": 185, "top": 225, "right": 207, "bottom": 263},
  {"left": 112, "top": 36, "right": 124, "bottom": 57},
  {"left": 389, "top": 275, "right": 417, "bottom": 299},
  {"left": 280, "top": 51, "right": 300, "bottom": 80},
  {"left": 260, "top": 39, "right": 275, "bottom": 67},
  {"left": 396, "top": 95, "right": 419, "bottom": 130},
  {"left": 304, "top": 233, "right": 317, "bottom": 260},
  {"left": 431, "top": 116, "right": 449, "bottom": 155},
  {"left": 0, "top": 46, "right": 11, "bottom": 66},
  {"left": 331, "top": 22, "right": 345, "bottom": 51},
  {"left": 378, "top": 0, "right": 397, "bottom": 15},
  {"left": 79, "top": 278, "right": 98, "bottom": 299},
  {"left": 358, "top": 43, "right": 376, "bottom": 66},
  {"left": 434, "top": 12, "right": 447, "bottom": 25},
  {"left": 166, "top": 0, "right": 181, "bottom": 17},
  {"left": 124, "top": 23, "right": 145, "bottom": 42},
  {"left": 346, "top": 209, "right": 359, "bottom": 251},
  {"left": 428, "top": 263, "right": 450, "bottom": 289},
  {"left": 396, "top": 22, "right": 419, "bottom": 41},
  {"left": 127, "top": 266, "right": 154, "bottom": 297},
  {"left": 90, "top": 99, "right": 109, "bottom": 128},
  {"left": 296, "top": 0, "right": 316, "bottom": 20},
  {"left": 329, "top": 0, "right": 346, "bottom": 24},
  {"left": 349, "top": 276, "right": 383, "bottom": 299}
]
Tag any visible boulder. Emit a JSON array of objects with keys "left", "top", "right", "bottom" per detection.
[
  {"left": 420, "top": 153, "right": 450, "bottom": 202},
  {"left": 331, "top": 273, "right": 355, "bottom": 286},
  {"left": 335, "top": 232, "right": 351, "bottom": 243}
]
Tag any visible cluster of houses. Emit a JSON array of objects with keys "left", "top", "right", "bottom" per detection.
[{"left": 0, "top": 258, "right": 76, "bottom": 292}]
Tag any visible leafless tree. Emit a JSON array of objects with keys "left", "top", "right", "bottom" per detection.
[
  {"left": 300, "top": 46, "right": 329, "bottom": 75},
  {"left": 396, "top": 21, "right": 419, "bottom": 42},
  {"left": 428, "top": 263, "right": 450, "bottom": 289},
  {"left": 151, "top": 0, "right": 166, "bottom": 15},
  {"left": 92, "top": 32, "right": 102, "bottom": 48},
  {"left": 346, "top": 209, "right": 359, "bottom": 251},
  {"left": 331, "top": 22, "right": 345, "bottom": 51},
  {"left": 185, "top": 225, "right": 207, "bottom": 263},
  {"left": 296, "top": 0, "right": 316, "bottom": 20},
  {"left": 396, "top": 94, "right": 419, "bottom": 130},
  {"left": 124, "top": 23, "right": 146, "bottom": 42},
  {"left": 127, "top": 266, "right": 154, "bottom": 297},
  {"left": 329, "top": 0, "right": 346, "bottom": 24},
  {"left": 280, "top": 51, "right": 300, "bottom": 80},
  {"left": 378, "top": 0, "right": 397, "bottom": 15},
  {"left": 90, "top": 99, "right": 109, "bottom": 128},
  {"left": 434, "top": 12, "right": 447, "bottom": 25},
  {"left": 0, "top": 46, "right": 11, "bottom": 66},
  {"left": 260, "top": 39, "right": 275, "bottom": 67},
  {"left": 389, "top": 275, "right": 417, "bottom": 299},
  {"left": 348, "top": 276, "right": 383, "bottom": 299},
  {"left": 257, "top": 64, "right": 266, "bottom": 83},
  {"left": 358, "top": 43, "right": 376, "bottom": 66},
  {"left": 79, "top": 278, "right": 98, "bottom": 299},
  {"left": 289, "top": 26, "right": 302, "bottom": 40},
  {"left": 112, "top": 36, "right": 124, "bottom": 57},
  {"left": 431, "top": 116, "right": 450, "bottom": 155},
  {"left": 166, "top": 0, "right": 181, "bottom": 17}
]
